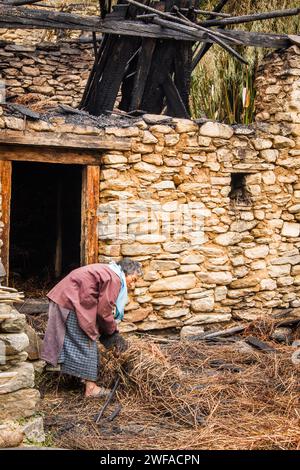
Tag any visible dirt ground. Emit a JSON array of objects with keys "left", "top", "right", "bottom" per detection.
[{"left": 37, "top": 320, "right": 300, "bottom": 450}]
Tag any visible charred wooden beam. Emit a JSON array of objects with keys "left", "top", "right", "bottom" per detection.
[
  {"left": 201, "top": 7, "right": 300, "bottom": 28},
  {"left": 129, "top": 38, "right": 156, "bottom": 112},
  {"left": 0, "top": 5, "right": 295, "bottom": 49}
]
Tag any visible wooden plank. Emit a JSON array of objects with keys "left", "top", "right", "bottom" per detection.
[
  {"left": 0, "top": 133, "right": 131, "bottom": 151},
  {"left": 129, "top": 38, "right": 156, "bottom": 112},
  {"left": 86, "top": 36, "right": 139, "bottom": 115},
  {"left": 174, "top": 41, "right": 192, "bottom": 112},
  {"left": 0, "top": 6, "right": 293, "bottom": 48},
  {"left": 163, "top": 73, "right": 190, "bottom": 118},
  {"left": 202, "top": 7, "right": 300, "bottom": 28},
  {"left": 0, "top": 145, "right": 102, "bottom": 165},
  {"left": 141, "top": 40, "right": 177, "bottom": 114},
  {"left": 0, "top": 160, "right": 12, "bottom": 283},
  {"left": 81, "top": 165, "right": 100, "bottom": 266},
  {"left": 245, "top": 336, "right": 276, "bottom": 353}
]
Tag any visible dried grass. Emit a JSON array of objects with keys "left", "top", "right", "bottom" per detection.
[{"left": 39, "top": 322, "right": 300, "bottom": 450}]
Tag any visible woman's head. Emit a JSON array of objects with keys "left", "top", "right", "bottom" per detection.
[{"left": 117, "top": 258, "right": 143, "bottom": 290}]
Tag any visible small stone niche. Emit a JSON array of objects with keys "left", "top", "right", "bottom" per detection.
[{"left": 229, "top": 173, "right": 252, "bottom": 206}]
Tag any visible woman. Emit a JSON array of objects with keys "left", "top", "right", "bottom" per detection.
[{"left": 41, "top": 258, "right": 142, "bottom": 397}]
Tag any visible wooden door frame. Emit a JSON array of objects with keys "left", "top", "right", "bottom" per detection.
[{"left": 0, "top": 145, "right": 100, "bottom": 283}]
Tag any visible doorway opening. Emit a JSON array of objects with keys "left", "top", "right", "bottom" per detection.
[{"left": 9, "top": 161, "right": 82, "bottom": 295}]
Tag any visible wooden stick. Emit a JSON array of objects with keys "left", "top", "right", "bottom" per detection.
[
  {"left": 127, "top": 0, "right": 247, "bottom": 63},
  {"left": 192, "top": 0, "right": 230, "bottom": 69},
  {"left": 201, "top": 7, "right": 300, "bottom": 28},
  {"left": 180, "top": 8, "right": 231, "bottom": 18},
  {"left": 1, "top": 0, "right": 44, "bottom": 5},
  {"left": 95, "top": 377, "right": 120, "bottom": 424},
  {"left": 153, "top": 17, "right": 248, "bottom": 65}
]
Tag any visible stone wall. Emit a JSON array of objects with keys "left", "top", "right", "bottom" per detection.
[
  {"left": 0, "top": 39, "right": 94, "bottom": 107},
  {"left": 0, "top": 300, "right": 42, "bottom": 447},
  {"left": 0, "top": 46, "right": 300, "bottom": 338}
]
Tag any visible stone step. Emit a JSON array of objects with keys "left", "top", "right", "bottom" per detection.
[{"left": 15, "top": 298, "right": 49, "bottom": 316}]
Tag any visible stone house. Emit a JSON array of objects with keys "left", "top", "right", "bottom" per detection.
[
  {"left": 0, "top": 39, "right": 299, "bottom": 337},
  {"left": 0, "top": 31, "right": 300, "bottom": 447}
]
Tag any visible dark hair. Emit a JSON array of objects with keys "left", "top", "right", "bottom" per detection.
[{"left": 117, "top": 258, "right": 143, "bottom": 276}]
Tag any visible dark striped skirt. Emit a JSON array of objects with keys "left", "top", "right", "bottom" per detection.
[{"left": 58, "top": 311, "right": 99, "bottom": 381}]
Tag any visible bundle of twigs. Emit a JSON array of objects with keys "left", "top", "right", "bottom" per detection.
[{"left": 100, "top": 338, "right": 204, "bottom": 427}]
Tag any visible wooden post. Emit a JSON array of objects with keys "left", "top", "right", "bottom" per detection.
[
  {"left": 0, "top": 160, "right": 12, "bottom": 283},
  {"left": 81, "top": 165, "right": 100, "bottom": 266}
]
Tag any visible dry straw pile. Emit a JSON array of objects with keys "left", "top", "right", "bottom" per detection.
[{"left": 40, "top": 319, "right": 300, "bottom": 450}]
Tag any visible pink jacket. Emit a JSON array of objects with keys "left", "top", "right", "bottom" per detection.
[{"left": 47, "top": 263, "right": 121, "bottom": 340}]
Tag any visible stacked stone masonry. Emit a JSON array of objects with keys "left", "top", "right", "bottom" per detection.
[
  {"left": 0, "top": 47, "right": 300, "bottom": 337},
  {"left": 0, "top": 302, "right": 42, "bottom": 447},
  {"left": 0, "top": 39, "right": 94, "bottom": 107}
]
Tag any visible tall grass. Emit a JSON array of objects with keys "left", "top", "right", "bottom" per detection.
[{"left": 191, "top": 0, "right": 300, "bottom": 124}]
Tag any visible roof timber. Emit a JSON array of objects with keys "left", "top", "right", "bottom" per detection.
[{"left": 0, "top": 5, "right": 296, "bottom": 49}]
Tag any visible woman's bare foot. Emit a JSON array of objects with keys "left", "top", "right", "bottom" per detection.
[{"left": 84, "top": 380, "right": 110, "bottom": 398}]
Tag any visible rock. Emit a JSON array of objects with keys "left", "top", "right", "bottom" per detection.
[
  {"left": 260, "top": 149, "right": 278, "bottom": 162},
  {"left": 271, "top": 327, "right": 292, "bottom": 344},
  {"left": 191, "top": 295, "right": 214, "bottom": 312},
  {"left": 268, "top": 264, "right": 291, "bottom": 278},
  {"left": 0, "top": 311, "right": 26, "bottom": 333},
  {"left": 135, "top": 234, "right": 166, "bottom": 244},
  {"left": 185, "top": 313, "right": 231, "bottom": 325},
  {"left": 163, "top": 241, "right": 190, "bottom": 253},
  {"left": 215, "top": 286, "right": 228, "bottom": 301},
  {"left": 245, "top": 245, "right": 269, "bottom": 259},
  {"left": 180, "top": 326, "right": 204, "bottom": 340},
  {"left": 260, "top": 279, "right": 277, "bottom": 290},
  {"left": 151, "top": 296, "right": 180, "bottom": 306},
  {"left": 179, "top": 254, "right": 204, "bottom": 264},
  {"left": 142, "top": 131, "right": 158, "bottom": 144},
  {"left": 102, "top": 154, "right": 127, "bottom": 164},
  {"left": 21, "top": 416, "right": 45, "bottom": 444},
  {"left": 0, "top": 421, "right": 23, "bottom": 448},
  {"left": 121, "top": 243, "right": 161, "bottom": 256},
  {"left": 24, "top": 324, "right": 42, "bottom": 361},
  {"left": 149, "top": 274, "right": 196, "bottom": 292},
  {"left": 150, "top": 260, "right": 180, "bottom": 271},
  {"left": 252, "top": 138, "right": 272, "bottom": 150},
  {"left": 281, "top": 222, "right": 300, "bottom": 238},
  {"left": 137, "top": 319, "right": 182, "bottom": 331},
  {"left": 143, "top": 114, "right": 172, "bottom": 125},
  {"left": 200, "top": 122, "right": 234, "bottom": 139},
  {"left": 273, "top": 135, "right": 295, "bottom": 148},
  {"left": 197, "top": 271, "right": 233, "bottom": 285},
  {"left": 32, "top": 360, "right": 46, "bottom": 375},
  {"left": 165, "top": 134, "right": 180, "bottom": 146},
  {"left": 118, "top": 322, "right": 138, "bottom": 333},
  {"left": 0, "top": 363, "right": 34, "bottom": 394},
  {"left": 179, "top": 264, "right": 201, "bottom": 273},
  {"left": 173, "top": 118, "right": 198, "bottom": 133},
  {"left": 4, "top": 116, "right": 24, "bottom": 130},
  {"left": 230, "top": 274, "right": 262, "bottom": 289},
  {"left": 215, "top": 232, "right": 243, "bottom": 246},
  {"left": 152, "top": 180, "right": 175, "bottom": 190},
  {"left": 134, "top": 161, "right": 162, "bottom": 174},
  {"left": 162, "top": 308, "right": 189, "bottom": 319},
  {"left": 143, "top": 270, "right": 160, "bottom": 281},
  {"left": 0, "top": 388, "right": 40, "bottom": 420},
  {"left": 0, "top": 332, "right": 29, "bottom": 355},
  {"left": 125, "top": 307, "right": 152, "bottom": 323},
  {"left": 230, "top": 220, "right": 257, "bottom": 232}
]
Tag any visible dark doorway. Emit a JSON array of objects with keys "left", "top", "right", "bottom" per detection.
[{"left": 9, "top": 162, "right": 82, "bottom": 295}]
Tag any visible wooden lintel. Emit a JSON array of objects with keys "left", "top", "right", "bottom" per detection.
[
  {"left": 0, "top": 145, "right": 102, "bottom": 165},
  {"left": 0, "top": 131, "right": 131, "bottom": 152}
]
